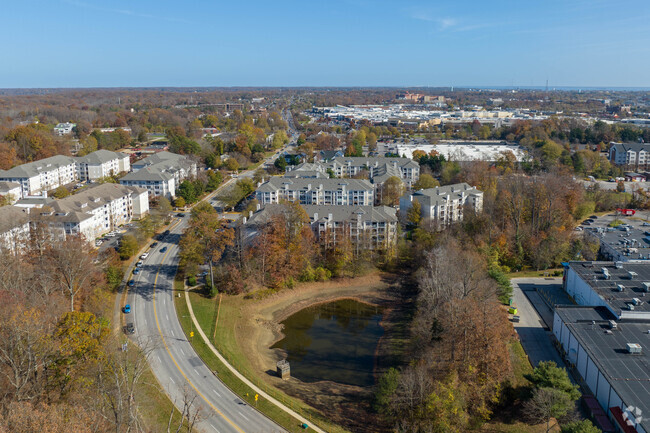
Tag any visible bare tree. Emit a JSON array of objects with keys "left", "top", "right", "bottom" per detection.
[
  {"left": 47, "top": 236, "right": 97, "bottom": 311},
  {"left": 167, "top": 386, "right": 204, "bottom": 433}
]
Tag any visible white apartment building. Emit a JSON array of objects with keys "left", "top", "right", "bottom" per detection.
[
  {"left": 255, "top": 177, "right": 374, "bottom": 206},
  {"left": 131, "top": 151, "right": 197, "bottom": 185},
  {"left": 48, "top": 183, "right": 149, "bottom": 241},
  {"left": 0, "top": 155, "right": 77, "bottom": 197},
  {"left": 0, "top": 181, "right": 23, "bottom": 204},
  {"left": 399, "top": 183, "right": 483, "bottom": 227},
  {"left": 120, "top": 168, "right": 176, "bottom": 199},
  {"left": 0, "top": 207, "right": 31, "bottom": 253},
  {"left": 609, "top": 142, "right": 650, "bottom": 169},
  {"left": 76, "top": 149, "right": 131, "bottom": 181}
]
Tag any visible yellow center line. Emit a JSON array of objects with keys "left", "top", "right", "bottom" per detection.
[{"left": 153, "top": 245, "right": 246, "bottom": 433}]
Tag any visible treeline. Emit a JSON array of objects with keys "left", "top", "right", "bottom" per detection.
[{"left": 0, "top": 233, "right": 154, "bottom": 432}]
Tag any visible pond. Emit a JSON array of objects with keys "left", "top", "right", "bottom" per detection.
[{"left": 271, "top": 299, "right": 385, "bottom": 387}]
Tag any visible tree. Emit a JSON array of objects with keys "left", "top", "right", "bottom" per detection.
[
  {"left": 373, "top": 368, "right": 399, "bottom": 414},
  {"left": 273, "top": 157, "right": 287, "bottom": 172},
  {"left": 524, "top": 387, "right": 574, "bottom": 433},
  {"left": 173, "top": 197, "right": 186, "bottom": 209},
  {"left": 380, "top": 176, "right": 404, "bottom": 206},
  {"left": 225, "top": 157, "right": 239, "bottom": 172},
  {"left": 406, "top": 199, "right": 422, "bottom": 226},
  {"left": 48, "top": 236, "right": 98, "bottom": 311},
  {"left": 525, "top": 361, "right": 581, "bottom": 400},
  {"left": 561, "top": 420, "right": 600, "bottom": 433},
  {"left": 413, "top": 173, "right": 440, "bottom": 190},
  {"left": 617, "top": 180, "right": 625, "bottom": 193},
  {"left": 119, "top": 234, "right": 139, "bottom": 260},
  {"left": 51, "top": 186, "right": 70, "bottom": 199}
]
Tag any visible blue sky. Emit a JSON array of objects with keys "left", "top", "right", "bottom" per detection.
[{"left": 1, "top": 0, "right": 649, "bottom": 88}]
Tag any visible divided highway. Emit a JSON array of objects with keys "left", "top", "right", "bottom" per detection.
[{"left": 126, "top": 217, "right": 284, "bottom": 433}]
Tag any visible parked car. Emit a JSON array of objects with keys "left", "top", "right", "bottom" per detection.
[
  {"left": 125, "top": 323, "right": 135, "bottom": 334},
  {"left": 123, "top": 304, "right": 131, "bottom": 314},
  {"left": 643, "top": 222, "right": 650, "bottom": 227},
  {"left": 133, "top": 268, "right": 140, "bottom": 275},
  {"left": 128, "top": 280, "right": 135, "bottom": 287},
  {"left": 136, "top": 260, "right": 143, "bottom": 267},
  {"left": 140, "top": 253, "right": 149, "bottom": 260},
  {"left": 177, "top": 213, "right": 186, "bottom": 217},
  {"left": 160, "top": 246, "right": 167, "bottom": 253}
]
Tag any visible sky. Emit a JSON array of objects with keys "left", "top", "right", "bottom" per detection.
[{"left": 1, "top": 0, "right": 649, "bottom": 88}]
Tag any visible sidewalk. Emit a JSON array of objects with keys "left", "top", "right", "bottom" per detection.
[{"left": 183, "top": 288, "right": 326, "bottom": 433}]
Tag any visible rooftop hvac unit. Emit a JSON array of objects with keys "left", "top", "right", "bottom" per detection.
[
  {"left": 632, "top": 297, "right": 642, "bottom": 306},
  {"left": 643, "top": 282, "right": 650, "bottom": 292},
  {"left": 616, "top": 284, "right": 625, "bottom": 292},
  {"left": 628, "top": 271, "right": 639, "bottom": 279},
  {"left": 609, "top": 320, "right": 618, "bottom": 329},
  {"left": 627, "top": 343, "right": 642, "bottom": 354},
  {"left": 602, "top": 268, "right": 610, "bottom": 279},
  {"left": 616, "top": 261, "right": 624, "bottom": 269},
  {"left": 628, "top": 304, "right": 635, "bottom": 311}
]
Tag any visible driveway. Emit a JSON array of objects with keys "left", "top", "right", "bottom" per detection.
[{"left": 511, "top": 278, "right": 565, "bottom": 367}]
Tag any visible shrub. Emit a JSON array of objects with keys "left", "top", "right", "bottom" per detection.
[{"left": 188, "top": 275, "right": 197, "bottom": 286}]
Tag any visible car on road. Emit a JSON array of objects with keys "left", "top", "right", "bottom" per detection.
[
  {"left": 123, "top": 304, "right": 131, "bottom": 314},
  {"left": 128, "top": 279, "right": 135, "bottom": 287},
  {"left": 125, "top": 323, "right": 135, "bottom": 334},
  {"left": 160, "top": 246, "right": 167, "bottom": 253},
  {"left": 643, "top": 222, "right": 650, "bottom": 227},
  {"left": 150, "top": 242, "right": 158, "bottom": 248},
  {"left": 140, "top": 253, "right": 149, "bottom": 259},
  {"left": 177, "top": 213, "right": 186, "bottom": 217}
]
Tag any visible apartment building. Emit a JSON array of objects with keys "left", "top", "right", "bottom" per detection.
[
  {"left": 286, "top": 156, "right": 420, "bottom": 188},
  {"left": 0, "top": 155, "right": 77, "bottom": 197},
  {"left": 120, "top": 168, "right": 176, "bottom": 199},
  {"left": 244, "top": 203, "right": 398, "bottom": 252},
  {"left": 47, "top": 183, "right": 149, "bottom": 240},
  {"left": 0, "top": 206, "right": 31, "bottom": 252},
  {"left": 0, "top": 181, "right": 23, "bottom": 204},
  {"left": 399, "top": 183, "right": 483, "bottom": 227},
  {"left": 76, "top": 149, "right": 131, "bottom": 181},
  {"left": 255, "top": 177, "right": 374, "bottom": 206},
  {"left": 609, "top": 142, "right": 650, "bottom": 169},
  {"left": 131, "top": 151, "right": 197, "bottom": 184},
  {"left": 53, "top": 122, "right": 76, "bottom": 135}
]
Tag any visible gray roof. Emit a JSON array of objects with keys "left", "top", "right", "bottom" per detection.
[
  {"left": 256, "top": 177, "right": 373, "bottom": 193},
  {"left": 319, "top": 150, "right": 344, "bottom": 161},
  {"left": 14, "top": 197, "right": 55, "bottom": 207},
  {"left": 51, "top": 183, "right": 146, "bottom": 215},
  {"left": 555, "top": 306, "right": 650, "bottom": 432},
  {"left": 567, "top": 261, "right": 650, "bottom": 315},
  {"left": 0, "top": 181, "right": 21, "bottom": 191},
  {"left": 247, "top": 203, "right": 397, "bottom": 226},
  {"left": 0, "top": 155, "right": 76, "bottom": 178},
  {"left": 0, "top": 207, "right": 30, "bottom": 233},
  {"left": 588, "top": 226, "right": 650, "bottom": 261},
  {"left": 610, "top": 142, "right": 650, "bottom": 153},
  {"left": 331, "top": 156, "right": 420, "bottom": 169},
  {"left": 76, "top": 149, "right": 128, "bottom": 165},
  {"left": 371, "top": 163, "right": 403, "bottom": 184},
  {"left": 121, "top": 167, "right": 175, "bottom": 182},
  {"left": 406, "top": 183, "right": 482, "bottom": 206},
  {"left": 133, "top": 151, "right": 187, "bottom": 167},
  {"left": 282, "top": 170, "right": 328, "bottom": 179}
]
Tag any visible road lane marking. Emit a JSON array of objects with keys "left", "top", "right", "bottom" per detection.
[
  {"left": 211, "top": 425, "right": 221, "bottom": 433},
  {"left": 152, "top": 249, "right": 246, "bottom": 433},
  {"left": 237, "top": 411, "right": 250, "bottom": 421},
  {"left": 213, "top": 390, "right": 221, "bottom": 398}
]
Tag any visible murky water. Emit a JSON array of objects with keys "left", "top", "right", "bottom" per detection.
[{"left": 271, "top": 299, "right": 384, "bottom": 387}]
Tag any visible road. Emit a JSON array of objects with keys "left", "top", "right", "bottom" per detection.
[
  {"left": 126, "top": 220, "right": 283, "bottom": 433},
  {"left": 511, "top": 278, "right": 566, "bottom": 367},
  {"left": 124, "top": 142, "right": 294, "bottom": 433}
]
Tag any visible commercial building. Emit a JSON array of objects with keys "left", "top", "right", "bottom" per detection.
[
  {"left": 609, "top": 142, "right": 650, "bottom": 169},
  {"left": 0, "top": 155, "right": 77, "bottom": 197},
  {"left": 0, "top": 206, "right": 31, "bottom": 252},
  {"left": 394, "top": 140, "right": 527, "bottom": 162},
  {"left": 586, "top": 225, "right": 650, "bottom": 262},
  {"left": 555, "top": 260, "right": 650, "bottom": 433},
  {"left": 399, "top": 183, "right": 483, "bottom": 227},
  {"left": 255, "top": 177, "right": 374, "bottom": 206},
  {"left": 76, "top": 149, "right": 131, "bottom": 182},
  {"left": 244, "top": 203, "right": 398, "bottom": 252},
  {"left": 0, "top": 181, "right": 23, "bottom": 204},
  {"left": 46, "top": 183, "right": 149, "bottom": 241}
]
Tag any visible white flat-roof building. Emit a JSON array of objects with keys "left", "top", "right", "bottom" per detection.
[
  {"left": 395, "top": 140, "right": 527, "bottom": 162},
  {"left": 54, "top": 122, "right": 76, "bottom": 135}
]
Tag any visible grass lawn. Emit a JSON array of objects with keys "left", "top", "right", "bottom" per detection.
[
  {"left": 174, "top": 280, "right": 349, "bottom": 433},
  {"left": 138, "top": 359, "right": 189, "bottom": 432}
]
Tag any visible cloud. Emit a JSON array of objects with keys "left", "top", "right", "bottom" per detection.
[
  {"left": 410, "top": 11, "right": 458, "bottom": 30},
  {"left": 62, "top": 0, "right": 191, "bottom": 24}
]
